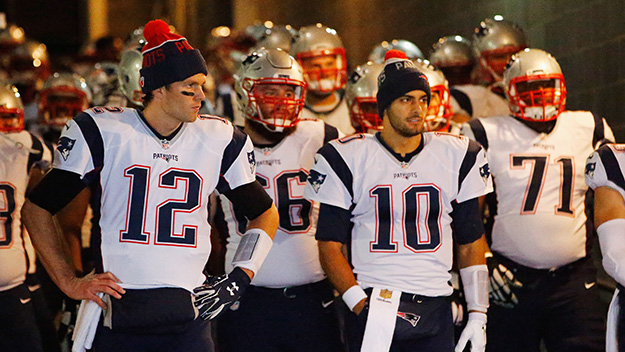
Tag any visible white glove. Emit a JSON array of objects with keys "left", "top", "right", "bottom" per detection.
[{"left": 455, "top": 312, "right": 486, "bottom": 352}]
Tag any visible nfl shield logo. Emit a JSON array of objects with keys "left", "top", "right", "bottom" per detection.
[
  {"left": 161, "top": 139, "right": 170, "bottom": 150},
  {"left": 307, "top": 169, "right": 327, "bottom": 193},
  {"left": 57, "top": 137, "right": 76, "bottom": 161},
  {"left": 379, "top": 289, "right": 393, "bottom": 300}
]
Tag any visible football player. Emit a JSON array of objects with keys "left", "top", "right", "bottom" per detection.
[
  {"left": 585, "top": 144, "right": 625, "bottom": 352},
  {"left": 462, "top": 48, "right": 613, "bottom": 352},
  {"left": 213, "top": 47, "right": 343, "bottom": 352},
  {"left": 0, "top": 84, "right": 53, "bottom": 352},
  {"left": 306, "top": 50, "right": 492, "bottom": 352},
  {"left": 291, "top": 24, "right": 354, "bottom": 135},
  {"left": 429, "top": 35, "right": 509, "bottom": 119},
  {"left": 21, "top": 20, "right": 278, "bottom": 352}
]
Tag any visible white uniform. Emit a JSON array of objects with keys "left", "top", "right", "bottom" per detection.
[
  {"left": 0, "top": 131, "right": 51, "bottom": 291},
  {"left": 54, "top": 107, "right": 256, "bottom": 292},
  {"left": 450, "top": 84, "right": 509, "bottom": 118},
  {"left": 305, "top": 132, "right": 492, "bottom": 296},
  {"left": 301, "top": 95, "right": 356, "bottom": 135},
  {"left": 463, "top": 111, "right": 614, "bottom": 269},
  {"left": 220, "top": 119, "right": 337, "bottom": 288}
]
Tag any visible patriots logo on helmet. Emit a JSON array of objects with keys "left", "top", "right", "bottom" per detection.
[
  {"left": 479, "top": 163, "right": 491, "bottom": 183},
  {"left": 247, "top": 151, "right": 256, "bottom": 174},
  {"left": 307, "top": 169, "right": 327, "bottom": 193},
  {"left": 585, "top": 162, "right": 596, "bottom": 178},
  {"left": 397, "top": 312, "right": 421, "bottom": 327},
  {"left": 57, "top": 137, "right": 76, "bottom": 161}
]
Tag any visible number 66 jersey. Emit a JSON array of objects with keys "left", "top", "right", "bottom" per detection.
[
  {"left": 304, "top": 132, "right": 492, "bottom": 297},
  {"left": 54, "top": 107, "right": 256, "bottom": 292}
]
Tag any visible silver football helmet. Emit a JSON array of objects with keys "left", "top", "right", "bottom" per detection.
[
  {"left": 369, "top": 39, "right": 424, "bottom": 64},
  {"left": 118, "top": 48, "right": 143, "bottom": 107},
  {"left": 256, "top": 25, "right": 297, "bottom": 52},
  {"left": 234, "top": 48, "right": 306, "bottom": 131},
  {"left": 344, "top": 61, "right": 384, "bottom": 133},
  {"left": 429, "top": 35, "right": 475, "bottom": 68},
  {"left": 413, "top": 59, "right": 452, "bottom": 131},
  {"left": 503, "top": 48, "right": 566, "bottom": 122},
  {"left": 123, "top": 26, "right": 146, "bottom": 52},
  {"left": 290, "top": 24, "right": 346, "bottom": 93},
  {"left": 38, "top": 72, "right": 91, "bottom": 129},
  {"left": 473, "top": 17, "right": 528, "bottom": 81},
  {"left": 0, "top": 84, "right": 24, "bottom": 133},
  {"left": 86, "top": 62, "right": 121, "bottom": 106}
]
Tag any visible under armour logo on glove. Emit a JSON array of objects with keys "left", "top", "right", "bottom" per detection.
[
  {"left": 193, "top": 267, "right": 251, "bottom": 320},
  {"left": 486, "top": 254, "right": 523, "bottom": 308}
]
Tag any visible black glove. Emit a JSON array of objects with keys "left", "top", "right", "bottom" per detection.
[
  {"left": 486, "top": 254, "right": 522, "bottom": 308},
  {"left": 193, "top": 267, "right": 251, "bottom": 320}
]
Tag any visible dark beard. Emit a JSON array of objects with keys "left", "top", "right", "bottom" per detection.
[{"left": 245, "top": 119, "right": 296, "bottom": 144}]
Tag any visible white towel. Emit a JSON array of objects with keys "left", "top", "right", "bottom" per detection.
[
  {"left": 606, "top": 288, "right": 620, "bottom": 352},
  {"left": 361, "top": 288, "right": 401, "bottom": 352},
  {"left": 72, "top": 293, "right": 104, "bottom": 352}
]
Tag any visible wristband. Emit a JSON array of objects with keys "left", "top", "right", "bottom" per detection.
[
  {"left": 342, "top": 285, "right": 367, "bottom": 312},
  {"left": 232, "top": 228, "right": 273, "bottom": 274},
  {"left": 460, "top": 264, "right": 489, "bottom": 313}
]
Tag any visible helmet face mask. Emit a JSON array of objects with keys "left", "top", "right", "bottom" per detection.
[
  {"left": 350, "top": 97, "right": 381, "bottom": 132},
  {"left": 38, "top": 73, "right": 91, "bottom": 130},
  {"left": 236, "top": 48, "right": 307, "bottom": 132},
  {"left": 504, "top": 49, "right": 566, "bottom": 122},
  {"left": 0, "top": 85, "right": 25, "bottom": 133},
  {"left": 345, "top": 61, "right": 384, "bottom": 133},
  {"left": 413, "top": 59, "right": 452, "bottom": 132}
]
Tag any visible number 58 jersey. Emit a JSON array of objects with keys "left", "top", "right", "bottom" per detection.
[
  {"left": 305, "top": 132, "right": 492, "bottom": 297},
  {"left": 55, "top": 108, "right": 256, "bottom": 291}
]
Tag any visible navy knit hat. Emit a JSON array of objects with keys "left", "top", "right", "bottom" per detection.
[
  {"left": 139, "top": 20, "right": 208, "bottom": 93},
  {"left": 376, "top": 49, "right": 431, "bottom": 119}
]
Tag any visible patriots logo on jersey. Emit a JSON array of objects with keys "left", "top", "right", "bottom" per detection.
[
  {"left": 397, "top": 312, "right": 421, "bottom": 327},
  {"left": 307, "top": 169, "right": 327, "bottom": 193},
  {"left": 585, "top": 162, "right": 596, "bottom": 178},
  {"left": 57, "top": 137, "right": 76, "bottom": 161},
  {"left": 247, "top": 151, "right": 256, "bottom": 174},
  {"left": 479, "top": 163, "right": 491, "bottom": 183}
]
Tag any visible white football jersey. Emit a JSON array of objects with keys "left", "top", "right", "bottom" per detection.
[
  {"left": 0, "top": 131, "right": 52, "bottom": 290},
  {"left": 450, "top": 84, "right": 509, "bottom": 118},
  {"left": 585, "top": 143, "right": 625, "bottom": 199},
  {"left": 463, "top": 111, "right": 614, "bottom": 269},
  {"left": 54, "top": 107, "right": 256, "bottom": 292},
  {"left": 305, "top": 132, "right": 493, "bottom": 296},
  {"left": 301, "top": 96, "right": 356, "bottom": 135},
  {"left": 220, "top": 119, "right": 338, "bottom": 287}
]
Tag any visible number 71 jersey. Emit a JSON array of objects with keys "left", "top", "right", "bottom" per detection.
[
  {"left": 305, "top": 132, "right": 492, "bottom": 297},
  {"left": 54, "top": 107, "right": 256, "bottom": 291},
  {"left": 464, "top": 111, "right": 614, "bottom": 269}
]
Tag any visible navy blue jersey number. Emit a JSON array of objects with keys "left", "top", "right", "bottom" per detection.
[
  {"left": 0, "top": 183, "right": 16, "bottom": 247},
  {"left": 370, "top": 184, "right": 442, "bottom": 253},
  {"left": 121, "top": 166, "right": 202, "bottom": 246}
]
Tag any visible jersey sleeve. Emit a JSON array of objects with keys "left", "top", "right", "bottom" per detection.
[
  {"left": 304, "top": 143, "right": 353, "bottom": 210},
  {"left": 585, "top": 145, "right": 625, "bottom": 198},
  {"left": 216, "top": 127, "right": 256, "bottom": 193},
  {"left": 456, "top": 140, "right": 493, "bottom": 203},
  {"left": 52, "top": 112, "right": 99, "bottom": 178}
]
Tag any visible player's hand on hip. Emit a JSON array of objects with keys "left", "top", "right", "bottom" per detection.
[
  {"left": 455, "top": 312, "right": 487, "bottom": 352},
  {"left": 63, "top": 270, "right": 125, "bottom": 309},
  {"left": 193, "top": 267, "right": 251, "bottom": 320},
  {"left": 486, "top": 253, "right": 522, "bottom": 308}
]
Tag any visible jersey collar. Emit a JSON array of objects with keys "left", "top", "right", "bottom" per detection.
[{"left": 375, "top": 132, "right": 425, "bottom": 165}]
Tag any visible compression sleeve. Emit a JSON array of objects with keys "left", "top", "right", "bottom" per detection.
[
  {"left": 222, "top": 181, "right": 273, "bottom": 220},
  {"left": 27, "top": 168, "right": 87, "bottom": 215},
  {"left": 316, "top": 203, "right": 351, "bottom": 243}
]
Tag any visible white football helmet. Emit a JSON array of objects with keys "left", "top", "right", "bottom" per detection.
[
  {"left": 123, "top": 26, "right": 146, "bottom": 52},
  {"left": 0, "top": 84, "right": 24, "bottom": 133},
  {"left": 235, "top": 48, "right": 306, "bottom": 131},
  {"left": 119, "top": 48, "right": 143, "bottom": 107},
  {"left": 473, "top": 17, "right": 528, "bottom": 81},
  {"left": 504, "top": 48, "right": 566, "bottom": 122},
  {"left": 256, "top": 25, "right": 297, "bottom": 52},
  {"left": 369, "top": 39, "right": 424, "bottom": 64},
  {"left": 413, "top": 59, "right": 452, "bottom": 131},
  {"left": 86, "top": 62, "right": 120, "bottom": 106},
  {"left": 344, "top": 61, "right": 384, "bottom": 133},
  {"left": 290, "top": 24, "right": 346, "bottom": 93},
  {"left": 38, "top": 72, "right": 91, "bottom": 129},
  {"left": 429, "top": 35, "right": 475, "bottom": 68}
]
